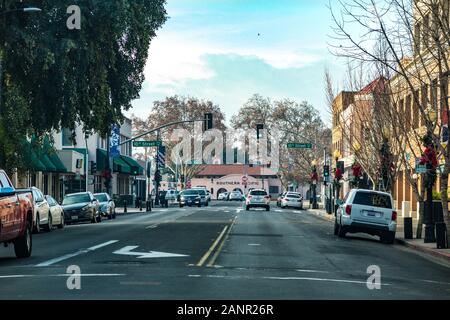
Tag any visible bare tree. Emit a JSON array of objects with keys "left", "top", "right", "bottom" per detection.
[{"left": 329, "top": 0, "right": 450, "bottom": 242}]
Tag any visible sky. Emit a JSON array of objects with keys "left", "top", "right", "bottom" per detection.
[{"left": 127, "top": 0, "right": 348, "bottom": 127}]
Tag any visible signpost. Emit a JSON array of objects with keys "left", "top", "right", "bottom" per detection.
[
  {"left": 133, "top": 140, "right": 162, "bottom": 148},
  {"left": 287, "top": 143, "right": 313, "bottom": 149},
  {"left": 415, "top": 157, "right": 427, "bottom": 173}
]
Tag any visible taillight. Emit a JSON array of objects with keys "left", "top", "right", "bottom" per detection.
[
  {"left": 345, "top": 205, "right": 352, "bottom": 215},
  {"left": 247, "top": 196, "right": 252, "bottom": 200},
  {"left": 392, "top": 211, "right": 397, "bottom": 221}
]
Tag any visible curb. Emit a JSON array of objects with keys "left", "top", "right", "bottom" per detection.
[{"left": 395, "top": 238, "right": 450, "bottom": 262}]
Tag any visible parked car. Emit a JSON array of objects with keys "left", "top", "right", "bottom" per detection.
[
  {"left": 245, "top": 189, "right": 270, "bottom": 211},
  {"left": 0, "top": 170, "right": 34, "bottom": 258},
  {"left": 229, "top": 191, "right": 243, "bottom": 201},
  {"left": 218, "top": 192, "right": 229, "bottom": 200},
  {"left": 335, "top": 189, "right": 397, "bottom": 244},
  {"left": 17, "top": 187, "right": 51, "bottom": 233},
  {"left": 62, "top": 192, "right": 101, "bottom": 224},
  {"left": 94, "top": 193, "right": 116, "bottom": 219},
  {"left": 44, "top": 195, "right": 65, "bottom": 229},
  {"left": 280, "top": 192, "right": 303, "bottom": 209},
  {"left": 164, "top": 189, "right": 179, "bottom": 202},
  {"left": 191, "top": 187, "right": 210, "bottom": 205},
  {"left": 277, "top": 192, "right": 287, "bottom": 207},
  {"left": 178, "top": 189, "right": 202, "bottom": 207}
]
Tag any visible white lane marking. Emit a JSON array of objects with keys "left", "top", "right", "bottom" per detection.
[
  {"left": 236, "top": 208, "right": 243, "bottom": 213},
  {"left": 264, "top": 276, "right": 391, "bottom": 286},
  {"left": 224, "top": 210, "right": 230, "bottom": 213},
  {"left": 145, "top": 224, "right": 158, "bottom": 229},
  {"left": 0, "top": 274, "right": 124, "bottom": 279},
  {"left": 113, "top": 246, "right": 189, "bottom": 259},
  {"left": 275, "top": 209, "right": 282, "bottom": 212},
  {"left": 296, "top": 269, "right": 330, "bottom": 274},
  {"left": 35, "top": 240, "right": 119, "bottom": 267},
  {"left": 248, "top": 243, "right": 261, "bottom": 246}
]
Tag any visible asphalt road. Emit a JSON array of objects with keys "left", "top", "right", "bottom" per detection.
[{"left": 0, "top": 201, "right": 449, "bottom": 299}]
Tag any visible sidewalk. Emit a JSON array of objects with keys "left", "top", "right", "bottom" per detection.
[{"left": 305, "top": 203, "right": 450, "bottom": 263}]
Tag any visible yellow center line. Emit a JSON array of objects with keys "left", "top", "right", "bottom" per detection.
[
  {"left": 206, "top": 216, "right": 238, "bottom": 267},
  {"left": 196, "top": 225, "right": 229, "bottom": 267}
]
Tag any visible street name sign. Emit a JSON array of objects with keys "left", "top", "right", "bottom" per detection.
[
  {"left": 287, "top": 143, "right": 312, "bottom": 149},
  {"left": 133, "top": 140, "right": 162, "bottom": 148}
]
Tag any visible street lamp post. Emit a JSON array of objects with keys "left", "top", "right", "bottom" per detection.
[
  {"left": 421, "top": 107, "right": 438, "bottom": 243},
  {"left": 311, "top": 160, "right": 318, "bottom": 209},
  {"left": 333, "top": 150, "right": 342, "bottom": 213}
]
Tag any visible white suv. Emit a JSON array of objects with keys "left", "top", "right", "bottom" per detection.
[
  {"left": 335, "top": 189, "right": 397, "bottom": 244},
  {"left": 246, "top": 189, "right": 270, "bottom": 211}
]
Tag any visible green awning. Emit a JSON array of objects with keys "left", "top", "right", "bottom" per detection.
[
  {"left": 122, "top": 155, "right": 144, "bottom": 175},
  {"left": 47, "top": 152, "right": 67, "bottom": 173},
  {"left": 113, "top": 156, "right": 131, "bottom": 174},
  {"left": 43, "top": 136, "right": 67, "bottom": 173},
  {"left": 97, "top": 149, "right": 108, "bottom": 171},
  {"left": 40, "top": 154, "right": 57, "bottom": 172},
  {"left": 30, "top": 150, "right": 47, "bottom": 172}
]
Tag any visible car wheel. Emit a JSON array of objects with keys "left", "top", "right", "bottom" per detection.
[
  {"left": 44, "top": 214, "right": 52, "bottom": 232},
  {"left": 57, "top": 213, "right": 64, "bottom": 229},
  {"left": 198, "top": 203, "right": 202, "bottom": 207},
  {"left": 179, "top": 204, "right": 184, "bottom": 208},
  {"left": 96, "top": 213, "right": 102, "bottom": 223},
  {"left": 266, "top": 206, "right": 270, "bottom": 211},
  {"left": 337, "top": 224, "right": 346, "bottom": 238},
  {"left": 33, "top": 214, "right": 41, "bottom": 234},
  {"left": 14, "top": 220, "right": 32, "bottom": 258},
  {"left": 113, "top": 209, "right": 116, "bottom": 219},
  {"left": 381, "top": 231, "right": 395, "bottom": 244},
  {"left": 91, "top": 213, "right": 96, "bottom": 223},
  {"left": 334, "top": 219, "right": 339, "bottom": 236},
  {"left": 246, "top": 206, "right": 250, "bottom": 211}
]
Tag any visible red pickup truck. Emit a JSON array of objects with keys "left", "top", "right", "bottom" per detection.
[{"left": 0, "top": 170, "right": 34, "bottom": 258}]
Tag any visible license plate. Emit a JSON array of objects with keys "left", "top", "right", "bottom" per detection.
[
  {"left": 365, "top": 211, "right": 381, "bottom": 217},
  {"left": 71, "top": 216, "right": 78, "bottom": 220}
]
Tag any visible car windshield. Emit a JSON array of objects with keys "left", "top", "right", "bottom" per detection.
[
  {"left": 194, "top": 189, "right": 206, "bottom": 195},
  {"left": 94, "top": 194, "right": 108, "bottom": 202},
  {"left": 63, "top": 194, "right": 91, "bottom": 205},
  {"left": 182, "top": 190, "right": 199, "bottom": 196},
  {"left": 353, "top": 192, "right": 392, "bottom": 209},
  {"left": 250, "top": 190, "right": 267, "bottom": 196},
  {"left": 286, "top": 194, "right": 300, "bottom": 198}
]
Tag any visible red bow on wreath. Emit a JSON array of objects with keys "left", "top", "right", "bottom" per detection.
[
  {"left": 351, "top": 164, "right": 362, "bottom": 178},
  {"left": 335, "top": 168, "right": 343, "bottom": 181},
  {"left": 419, "top": 147, "right": 438, "bottom": 169}
]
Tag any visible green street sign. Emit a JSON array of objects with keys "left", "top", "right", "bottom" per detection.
[
  {"left": 287, "top": 143, "right": 312, "bottom": 149},
  {"left": 133, "top": 140, "right": 162, "bottom": 148}
]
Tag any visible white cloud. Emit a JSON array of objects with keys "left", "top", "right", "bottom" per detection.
[{"left": 144, "top": 32, "right": 321, "bottom": 92}]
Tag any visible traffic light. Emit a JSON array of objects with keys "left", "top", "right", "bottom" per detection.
[
  {"left": 323, "top": 165, "right": 330, "bottom": 177},
  {"left": 90, "top": 161, "right": 97, "bottom": 175},
  {"left": 204, "top": 113, "right": 213, "bottom": 131},
  {"left": 131, "top": 166, "right": 139, "bottom": 176},
  {"left": 256, "top": 124, "right": 264, "bottom": 139}
]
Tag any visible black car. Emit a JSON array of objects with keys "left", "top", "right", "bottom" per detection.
[
  {"left": 178, "top": 189, "right": 201, "bottom": 207},
  {"left": 62, "top": 192, "right": 101, "bottom": 224}
]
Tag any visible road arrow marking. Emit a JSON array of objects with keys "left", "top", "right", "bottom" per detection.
[{"left": 113, "top": 246, "right": 189, "bottom": 259}]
